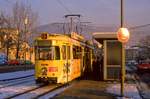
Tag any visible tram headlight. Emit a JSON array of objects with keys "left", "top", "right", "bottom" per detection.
[{"left": 41, "top": 67, "right": 47, "bottom": 75}]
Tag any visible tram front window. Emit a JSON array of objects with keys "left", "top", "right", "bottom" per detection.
[{"left": 37, "top": 46, "right": 60, "bottom": 60}]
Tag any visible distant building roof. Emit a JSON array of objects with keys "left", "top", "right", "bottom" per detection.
[{"left": 92, "top": 32, "right": 117, "bottom": 39}]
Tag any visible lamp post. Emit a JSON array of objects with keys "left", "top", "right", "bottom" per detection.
[
  {"left": 121, "top": 0, "right": 123, "bottom": 27},
  {"left": 120, "top": 0, "right": 124, "bottom": 96},
  {"left": 24, "top": 17, "right": 28, "bottom": 66},
  {"left": 117, "top": 0, "right": 130, "bottom": 97}
]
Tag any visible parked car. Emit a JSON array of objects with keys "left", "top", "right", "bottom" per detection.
[
  {"left": 19, "top": 60, "right": 25, "bottom": 65},
  {"left": 126, "top": 60, "right": 138, "bottom": 66},
  {"left": 0, "top": 58, "right": 7, "bottom": 65},
  {"left": 7, "top": 60, "right": 19, "bottom": 65},
  {"left": 137, "top": 60, "right": 150, "bottom": 73},
  {"left": 0, "top": 55, "right": 7, "bottom": 65},
  {"left": 0, "top": 53, "right": 7, "bottom": 59},
  {"left": 24, "top": 60, "right": 32, "bottom": 65}
]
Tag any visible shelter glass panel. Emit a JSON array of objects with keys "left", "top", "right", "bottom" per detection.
[{"left": 107, "top": 42, "right": 122, "bottom": 65}]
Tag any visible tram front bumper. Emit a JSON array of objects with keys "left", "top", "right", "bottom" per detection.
[{"left": 37, "top": 77, "right": 57, "bottom": 83}]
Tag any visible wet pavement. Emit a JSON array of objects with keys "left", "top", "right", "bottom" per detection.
[
  {"left": 52, "top": 64, "right": 143, "bottom": 99},
  {"left": 53, "top": 80, "right": 140, "bottom": 99}
]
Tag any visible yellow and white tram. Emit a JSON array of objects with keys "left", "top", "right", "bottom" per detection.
[{"left": 34, "top": 32, "right": 94, "bottom": 84}]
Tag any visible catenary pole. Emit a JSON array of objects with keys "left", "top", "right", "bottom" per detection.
[{"left": 121, "top": 0, "right": 125, "bottom": 97}]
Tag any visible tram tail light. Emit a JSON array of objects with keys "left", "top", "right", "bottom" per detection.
[{"left": 49, "top": 67, "right": 58, "bottom": 72}]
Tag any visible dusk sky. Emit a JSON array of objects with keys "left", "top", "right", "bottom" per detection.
[{"left": 0, "top": 0, "right": 150, "bottom": 28}]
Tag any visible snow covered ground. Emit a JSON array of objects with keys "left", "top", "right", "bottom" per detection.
[
  {"left": 0, "top": 70, "right": 70, "bottom": 99},
  {"left": 106, "top": 83, "right": 142, "bottom": 99},
  {"left": 0, "top": 81, "right": 37, "bottom": 99},
  {"left": 0, "top": 70, "right": 38, "bottom": 98},
  {"left": 0, "top": 70, "right": 34, "bottom": 81}
]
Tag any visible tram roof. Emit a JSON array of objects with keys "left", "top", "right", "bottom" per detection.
[{"left": 92, "top": 32, "right": 117, "bottom": 39}]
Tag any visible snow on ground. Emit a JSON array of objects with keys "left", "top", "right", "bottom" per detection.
[
  {"left": 0, "top": 81, "right": 37, "bottom": 99},
  {"left": 106, "top": 83, "right": 142, "bottom": 99},
  {"left": 13, "top": 85, "right": 57, "bottom": 99},
  {"left": 0, "top": 70, "right": 34, "bottom": 81},
  {"left": 141, "top": 90, "right": 150, "bottom": 99}
]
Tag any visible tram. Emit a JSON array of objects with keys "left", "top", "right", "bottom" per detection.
[{"left": 34, "top": 32, "right": 95, "bottom": 84}]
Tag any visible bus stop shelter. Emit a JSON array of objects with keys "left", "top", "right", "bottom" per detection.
[{"left": 93, "top": 32, "right": 123, "bottom": 80}]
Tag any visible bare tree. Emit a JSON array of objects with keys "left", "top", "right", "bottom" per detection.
[
  {"left": 0, "top": 2, "right": 38, "bottom": 60},
  {"left": 0, "top": 11, "right": 16, "bottom": 60},
  {"left": 0, "top": 11, "right": 9, "bottom": 28},
  {"left": 11, "top": 2, "right": 38, "bottom": 59}
]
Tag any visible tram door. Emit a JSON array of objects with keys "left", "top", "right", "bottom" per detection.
[
  {"left": 62, "top": 45, "right": 71, "bottom": 83},
  {"left": 103, "top": 40, "right": 122, "bottom": 80}
]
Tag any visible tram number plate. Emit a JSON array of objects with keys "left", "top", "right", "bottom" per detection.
[{"left": 49, "top": 67, "right": 58, "bottom": 72}]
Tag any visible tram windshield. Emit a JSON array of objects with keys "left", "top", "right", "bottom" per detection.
[{"left": 36, "top": 46, "right": 60, "bottom": 60}]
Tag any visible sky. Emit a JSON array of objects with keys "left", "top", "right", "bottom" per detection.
[{"left": 0, "top": 0, "right": 150, "bottom": 28}]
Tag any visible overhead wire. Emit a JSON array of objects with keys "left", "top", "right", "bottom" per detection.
[
  {"left": 56, "top": 0, "right": 74, "bottom": 34},
  {"left": 55, "top": 0, "right": 150, "bottom": 36},
  {"left": 129, "top": 24, "right": 150, "bottom": 30},
  {"left": 5, "top": 0, "right": 15, "bottom": 5},
  {"left": 56, "top": 0, "right": 72, "bottom": 14}
]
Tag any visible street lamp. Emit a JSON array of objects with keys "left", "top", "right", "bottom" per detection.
[
  {"left": 24, "top": 17, "right": 28, "bottom": 66},
  {"left": 117, "top": 28, "right": 130, "bottom": 43}
]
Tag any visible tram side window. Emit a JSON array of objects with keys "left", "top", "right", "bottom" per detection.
[
  {"left": 67, "top": 46, "right": 70, "bottom": 59},
  {"left": 35, "top": 46, "right": 38, "bottom": 60},
  {"left": 55, "top": 46, "right": 60, "bottom": 60},
  {"left": 73, "top": 46, "right": 76, "bottom": 59},
  {"left": 62, "top": 45, "right": 66, "bottom": 60},
  {"left": 73, "top": 46, "right": 81, "bottom": 59},
  {"left": 78, "top": 47, "right": 82, "bottom": 58}
]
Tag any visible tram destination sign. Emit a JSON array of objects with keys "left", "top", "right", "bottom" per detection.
[{"left": 36, "top": 40, "right": 52, "bottom": 46}]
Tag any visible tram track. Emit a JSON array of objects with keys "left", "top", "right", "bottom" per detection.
[
  {"left": 34, "top": 84, "right": 70, "bottom": 99},
  {"left": 11, "top": 84, "right": 64, "bottom": 99},
  {"left": 0, "top": 76, "right": 73, "bottom": 99},
  {"left": 0, "top": 75, "right": 34, "bottom": 84},
  {"left": 0, "top": 74, "right": 34, "bottom": 82},
  {"left": 5, "top": 83, "right": 45, "bottom": 99},
  {"left": 0, "top": 70, "right": 72, "bottom": 98},
  {"left": 0, "top": 75, "right": 34, "bottom": 88},
  {"left": 0, "top": 81, "right": 41, "bottom": 99},
  {"left": 0, "top": 75, "right": 40, "bottom": 99},
  {"left": 0, "top": 78, "right": 34, "bottom": 89},
  {"left": 5, "top": 83, "right": 70, "bottom": 99}
]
